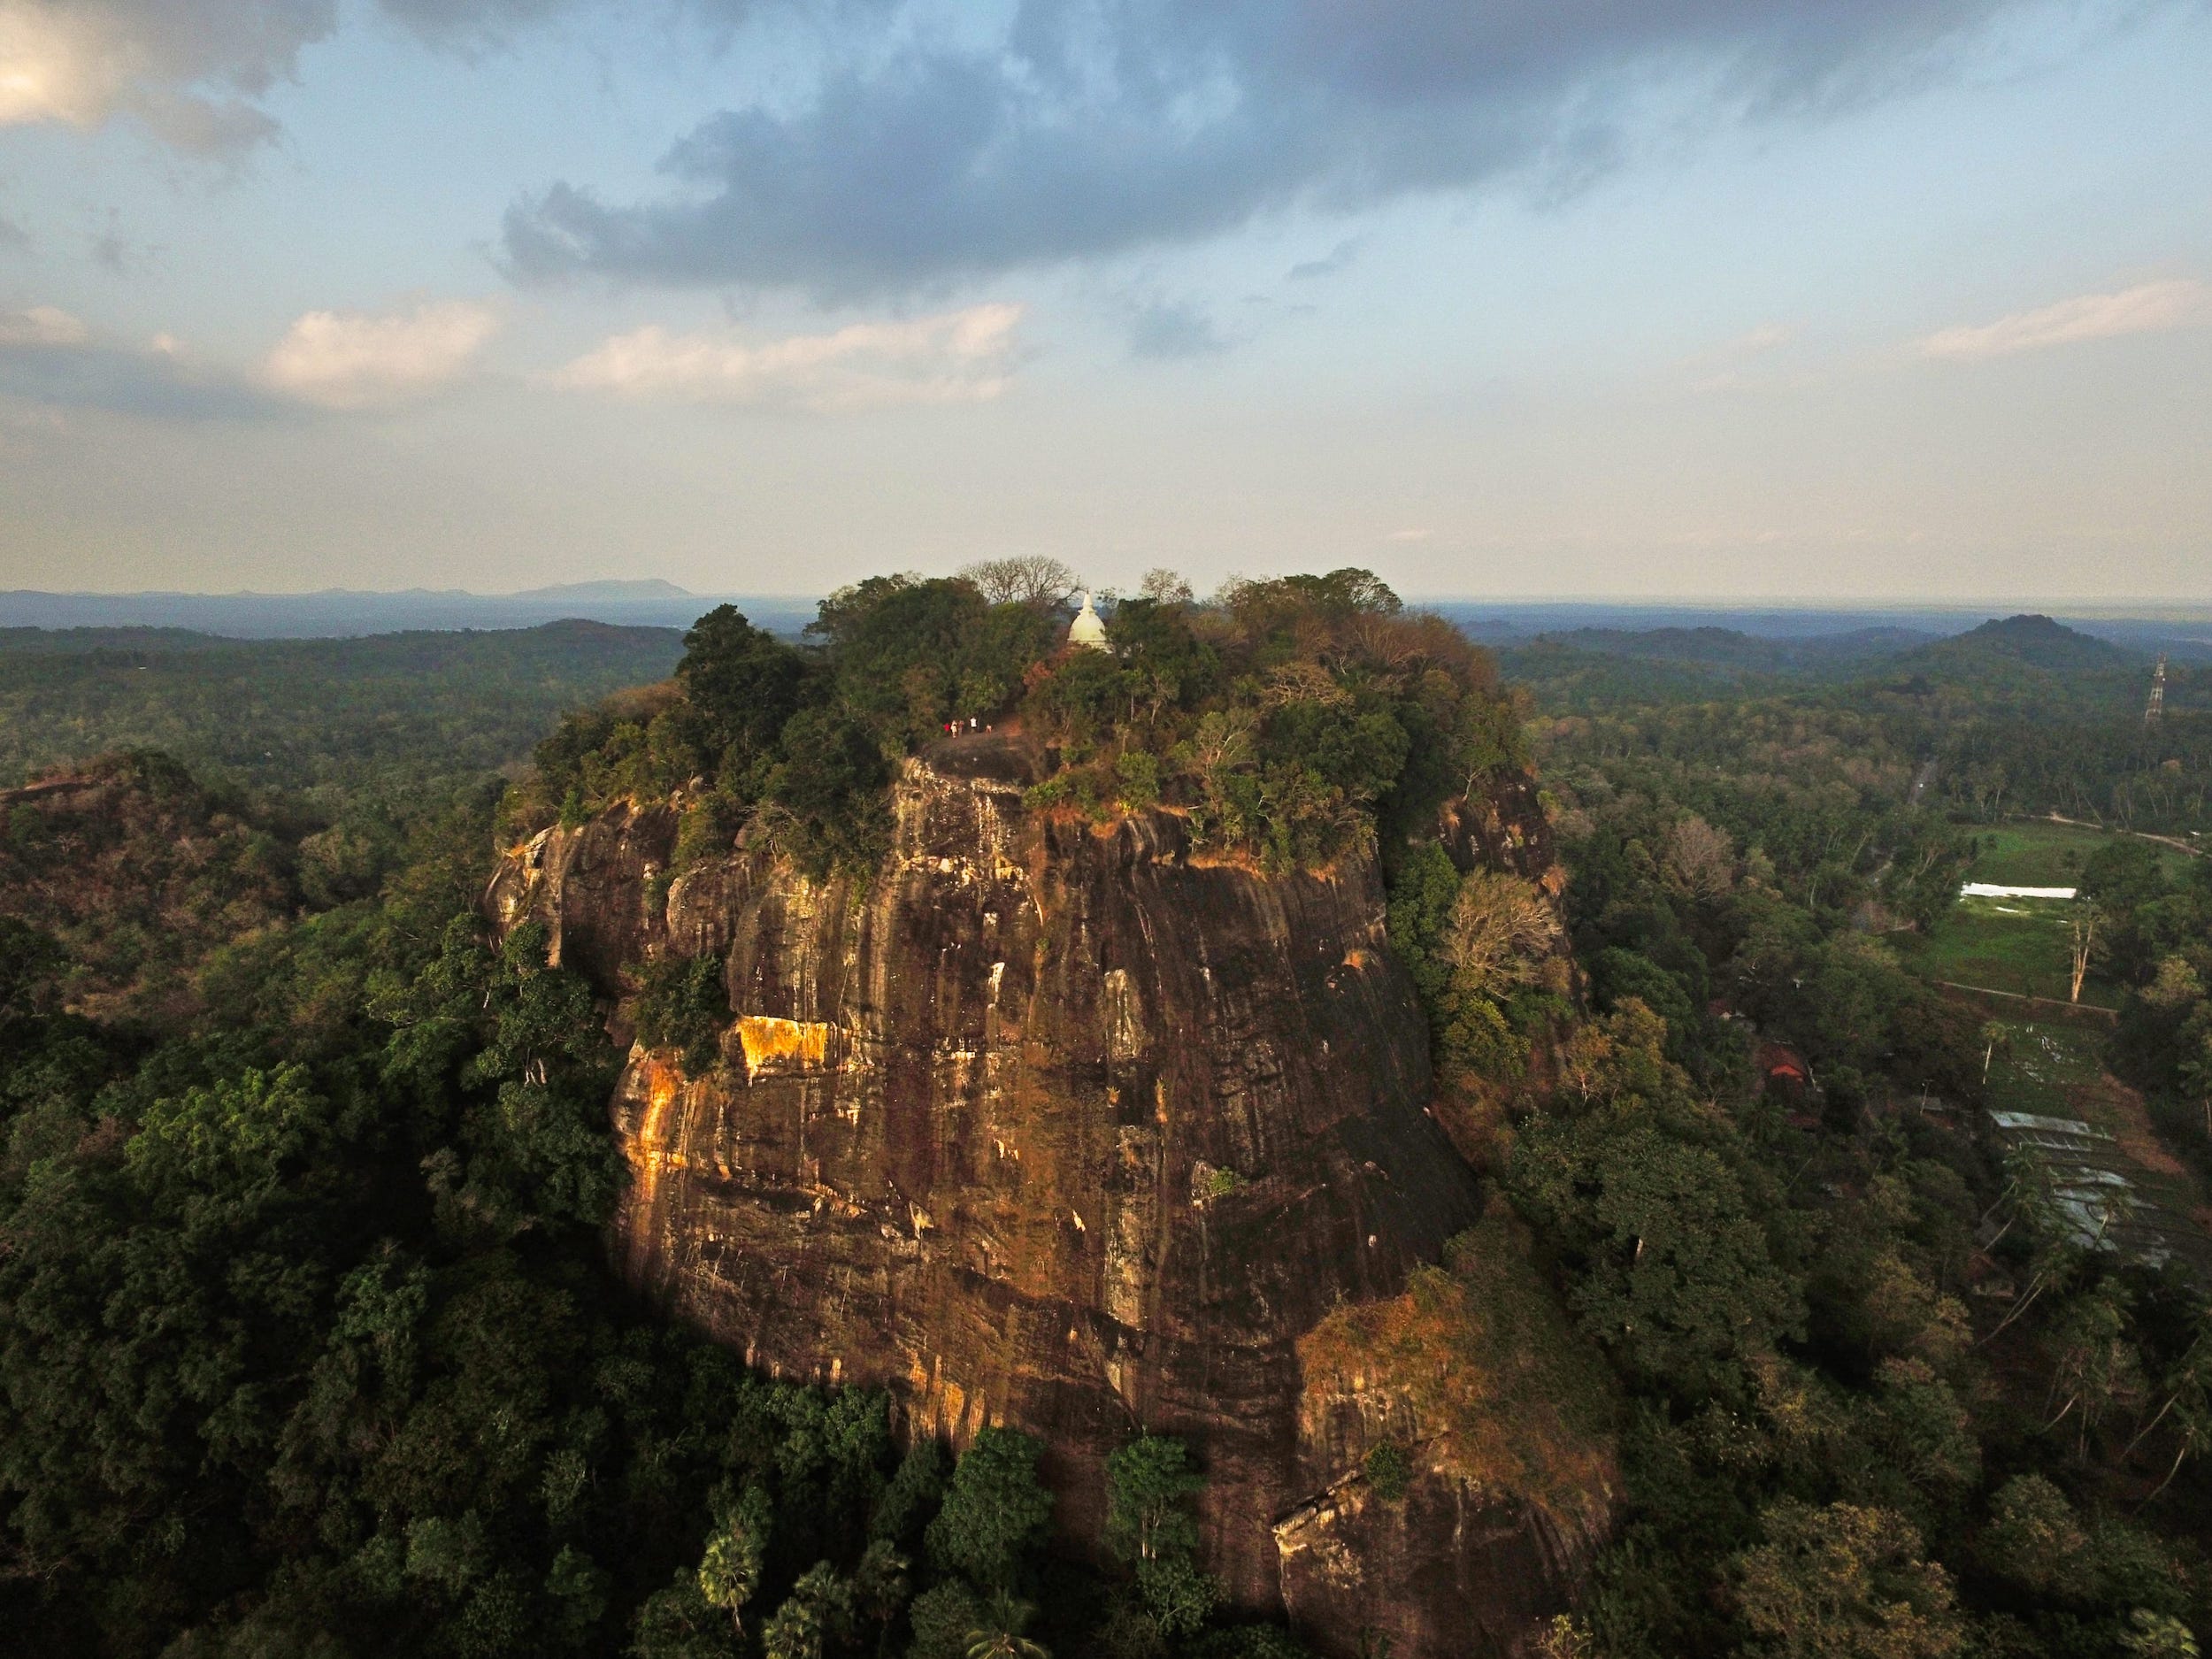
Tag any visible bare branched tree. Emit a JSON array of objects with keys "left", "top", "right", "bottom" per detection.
[
  {"left": 2069, "top": 902, "right": 2101, "bottom": 1004},
  {"left": 1138, "top": 568, "right": 1194, "bottom": 603},
  {"left": 1261, "top": 660, "right": 1353, "bottom": 709},
  {"left": 959, "top": 557, "right": 1082, "bottom": 609},
  {"left": 1663, "top": 814, "right": 1737, "bottom": 902},
  {"left": 1444, "top": 869, "right": 1564, "bottom": 998}
]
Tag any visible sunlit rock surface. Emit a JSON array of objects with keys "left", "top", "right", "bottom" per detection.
[{"left": 488, "top": 736, "right": 1597, "bottom": 1655}]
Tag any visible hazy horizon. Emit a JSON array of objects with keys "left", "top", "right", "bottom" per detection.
[{"left": 9, "top": 580, "right": 2212, "bottom": 616}]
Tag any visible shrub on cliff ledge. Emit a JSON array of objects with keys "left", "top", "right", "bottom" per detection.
[
  {"left": 1296, "top": 1203, "right": 1617, "bottom": 1535},
  {"left": 1363, "top": 1440, "right": 1413, "bottom": 1502},
  {"left": 632, "top": 953, "right": 729, "bottom": 1072}
]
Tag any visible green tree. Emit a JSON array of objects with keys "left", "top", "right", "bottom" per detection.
[
  {"left": 678, "top": 605, "right": 810, "bottom": 764},
  {"left": 1135, "top": 1557, "right": 1222, "bottom": 1639},
  {"left": 762, "top": 1562, "right": 855, "bottom": 1659},
  {"left": 1731, "top": 1501, "right": 1963, "bottom": 1659},
  {"left": 2121, "top": 1609, "right": 2201, "bottom": 1658},
  {"left": 697, "top": 1497, "right": 768, "bottom": 1634},
  {"left": 1978, "top": 1474, "right": 2087, "bottom": 1598},
  {"left": 924, "top": 1428, "right": 1054, "bottom": 1590},
  {"left": 1512, "top": 1116, "right": 1803, "bottom": 1403},
  {"left": 1105, "top": 1435, "right": 1204, "bottom": 1564},
  {"left": 766, "top": 707, "right": 892, "bottom": 877},
  {"left": 906, "top": 1583, "right": 983, "bottom": 1659},
  {"left": 633, "top": 1568, "right": 742, "bottom": 1659},
  {"left": 634, "top": 953, "right": 729, "bottom": 1072},
  {"left": 964, "top": 1591, "right": 1050, "bottom": 1659}
]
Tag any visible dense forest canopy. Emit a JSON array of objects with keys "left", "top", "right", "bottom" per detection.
[
  {"left": 0, "top": 588, "right": 2207, "bottom": 1659},
  {"left": 1506, "top": 614, "right": 2209, "bottom": 834},
  {"left": 0, "top": 621, "right": 687, "bottom": 804},
  {"left": 1452, "top": 626, "right": 2212, "bottom": 1659}
]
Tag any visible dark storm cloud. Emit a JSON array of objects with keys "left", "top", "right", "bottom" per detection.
[{"left": 503, "top": 0, "right": 2053, "bottom": 296}]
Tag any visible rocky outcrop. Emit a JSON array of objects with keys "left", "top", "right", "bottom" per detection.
[{"left": 488, "top": 737, "right": 1597, "bottom": 1655}]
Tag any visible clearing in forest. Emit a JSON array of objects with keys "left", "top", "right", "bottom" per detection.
[{"left": 1979, "top": 1019, "right": 2212, "bottom": 1276}]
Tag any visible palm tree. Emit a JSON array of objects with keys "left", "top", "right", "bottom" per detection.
[
  {"left": 965, "top": 1591, "right": 1050, "bottom": 1659},
  {"left": 696, "top": 1517, "right": 763, "bottom": 1634}
]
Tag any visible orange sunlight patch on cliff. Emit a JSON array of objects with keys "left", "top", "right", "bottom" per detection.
[
  {"left": 735, "top": 1015, "right": 833, "bottom": 1078},
  {"left": 1300, "top": 1206, "right": 1615, "bottom": 1534},
  {"left": 626, "top": 1056, "right": 687, "bottom": 1218}
]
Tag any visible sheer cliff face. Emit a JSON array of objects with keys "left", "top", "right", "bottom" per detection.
[{"left": 488, "top": 739, "right": 1586, "bottom": 1655}]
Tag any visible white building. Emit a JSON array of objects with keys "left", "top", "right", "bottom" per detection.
[{"left": 1068, "top": 592, "right": 1110, "bottom": 650}]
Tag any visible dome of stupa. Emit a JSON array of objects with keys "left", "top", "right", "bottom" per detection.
[{"left": 1068, "top": 592, "right": 1110, "bottom": 650}]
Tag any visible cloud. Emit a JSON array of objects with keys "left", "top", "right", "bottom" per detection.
[
  {"left": 1288, "top": 239, "right": 1362, "bottom": 282},
  {"left": 1125, "top": 296, "right": 1226, "bottom": 360},
  {"left": 555, "top": 302, "right": 1023, "bottom": 411},
  {"left": 376, "top": 0, "right": 573, "bottom": 49},
  {"left": 1386, "top": 527, "right": 1433, "bottom": 542},
  {"left": 1726, "top": 322, "right": 1794, "bottom": 356},
  {"left": 0, "top": 0, "right": 602, "bottom": 153},
  {"left": 1919, "top": 279, "right": 2212, "bottom": 360},
  {"left": 0, "top": 306, "right": 277, "bottom": 417},
  {"left": 261, "top": 298, "right": 502, "bottom": 408},
  {"left": 0, "top": 304, "right": 87, "bottom": 346},
  {"left": 504, "top": 0, "right": 2059, "bottom": 296},
  {"left": 90, "top": 224, "right": 155, "bottom": 274},
  {"left": 0, "top": 298, "right": 499, "bottom": 417},
  {"left": 0, "top": 0, "right": 328, "bottom": 153},
  {"left": 1686, "top": 319, "right": 1795, "bottom": 390}
]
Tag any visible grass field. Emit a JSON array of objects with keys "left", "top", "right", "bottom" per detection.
[
  {"left": 1901, "top": 894, "right": 2121, "bottom": 1006},
  {"left": 1901, "top": 819, "right": 2195, "bottom": 1006},
  {"left": 1962, "top": 820, "right": 2193, "bottom": 887}
]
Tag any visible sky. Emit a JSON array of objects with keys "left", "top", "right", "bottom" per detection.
[{"left": 0, "top": 0, "right": 2208, "bottom": 603}]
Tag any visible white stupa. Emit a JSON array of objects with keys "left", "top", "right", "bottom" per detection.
[{"left": 1068, "top": 591, "right": 1110, "bottom": 651}]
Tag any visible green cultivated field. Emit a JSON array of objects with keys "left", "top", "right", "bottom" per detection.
[
  {"left": 1899, "top": 819, "right": 2196, "bottom": 1006},
  {"left": 1901, "top": 893, "right": 2120, "bottom": 1006},
  {"left": 1962, "top": 819, "right": 2192, "bottom": 887},
  {"left": 1980, "top": 1018, "right": 2108, "bottom": 1115}
]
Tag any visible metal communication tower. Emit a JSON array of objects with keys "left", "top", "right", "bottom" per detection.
[{"left": 2146, "top": 655, "right": 2167, "bottom": 724}]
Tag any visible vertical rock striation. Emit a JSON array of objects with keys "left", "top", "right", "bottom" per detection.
[{"left": 487, "top": 737, "right": 1597, "bottom": 1655}]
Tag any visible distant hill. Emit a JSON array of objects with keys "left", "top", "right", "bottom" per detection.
[
  {"left": 508, "top": 579, "right": 694, "bottom": 601},
  {"left": 1493, "top": 622, "right": 1939, "bottom": 713},
  {"left": 1828, "top": 613, "right": 2179, "bottom": 724},
  {"left": 1913, "top": 613, "right": 2136, "bottom": 673},
  {"left": 1490, "top": 611, "right": 2200, "bottom": 723}
]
